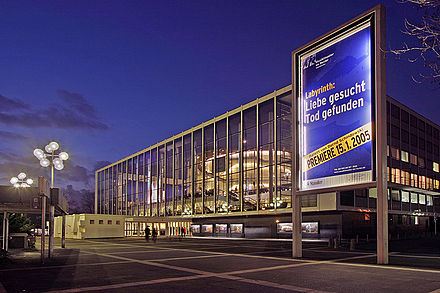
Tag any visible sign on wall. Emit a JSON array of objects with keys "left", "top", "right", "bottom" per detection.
[{"left": 297, "top": 19, "right": 374, "bottom": 191}]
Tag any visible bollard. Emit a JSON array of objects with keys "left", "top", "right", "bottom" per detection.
[
  {"left": 328, "top": 237, "right": 333, "bottom": 248},
  {"left": 333, "top": 237, "right": 339, "bottom": 249},
  {"left": 356, "top": 234, "right": 359, "bottom": 243},
  {"left": 366, "top": 234, "right": 369, "bottom": 243},
  {"left": 350, "top": 239, "right": 356, "bottom": 251}
]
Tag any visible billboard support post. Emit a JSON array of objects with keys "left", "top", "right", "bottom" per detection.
[{"left": 375, "top": 5, "right": 388, "bottom": 265}]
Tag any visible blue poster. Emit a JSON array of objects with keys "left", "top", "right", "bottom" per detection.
[{"left": 299, "top": 23, "right": 373, "bottom": 190}]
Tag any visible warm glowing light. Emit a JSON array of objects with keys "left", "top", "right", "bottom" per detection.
[
  {"left": 26, "top": 178, "right": 33, "bottom": 185},
  {"left": 59, "top": 152, "right": 69, "bottom": 160},
  {"left": 10, "top": 177, "right": 18, "bottom": 184},
  {"left": 33, "top": 148, "right": 44, "bottom": 159},
  {"left": 45, "top": 144, "right": 53, "bottom": 153},
  {"left": 14, "top": 183, "right": 20, "bottom": 188},
  {"left": 53, "top": 158, "right": 62, "bottom": 166},
  {"left": 49, "top": 141, "right": 59, "bottom": 151},
  {"left": 54, "top": 163, "right": 64, "bottom": 171},
  {"left": 18, "top": 172, "right": 26, "bottom": 180},
  {"left": 40, "top": 158, "right": 50, "bottom": 167}
]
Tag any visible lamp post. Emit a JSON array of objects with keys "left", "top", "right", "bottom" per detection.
[
  {"left": 10, "top": 172, "right": 34, "bottom": 188},
  {"left": 33, "top": 141, "right": 69, "bottom": 257}
]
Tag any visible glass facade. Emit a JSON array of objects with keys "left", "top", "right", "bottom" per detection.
[
  {"left": 97, "top": 88, "right": 293, "bottom": 216},
  {"left": 96, "top": 87, "right": 440, "bottom": 217}
]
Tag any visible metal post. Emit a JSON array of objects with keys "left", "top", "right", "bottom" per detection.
[
  {"left": 2, "top": 211, "right": 6, "bottom": 250},
  {"left": 375, "top": 5, "right": 388, "bottom": 265},
  {"left": 292, "top": 192, "right": 302, "bottom": 257},
  {"left": 4, "top": 212, "right": 9, "bottom": 252},
  {"left": 41, "top": 195, "right": 46, "bottom": 264},
  {"left": 62, "top": 214, "right": 66, "bottom": 248},
  {"left": 434, "top": 214, "right": 437, "bottom": 236},
  {"left": 49, "top": 205, "right": 54, "bottom": 258}
]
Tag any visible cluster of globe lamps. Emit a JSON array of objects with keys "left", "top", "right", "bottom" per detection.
[
  {"left": 10, "top": 172, "right": 33, "bottom": 188},
  {"left": 34, "top": 141, "right": 69, "bottom": 171}
]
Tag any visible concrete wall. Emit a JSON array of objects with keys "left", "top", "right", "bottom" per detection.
[{"left": 54, "top": 214, "right": 124, "bottom": 239}]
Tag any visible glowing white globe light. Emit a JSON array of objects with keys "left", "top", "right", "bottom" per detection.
[
  {"left": 49, "top": 141, "right": 59, "bottom": 151},
  {"left": 26, "top": 178, "right": 33, "bottom": 185},
  {"left": 14, "top": 183, "right": 20, "bottom": 188},
  {"left": 59, "top": 152, "right": 69, "bottom": 160},
  {"left": 54, "top": 163, "right": 64, "bottom": 171},
  {"left": 40, "top": 158, "right": 50, "bottom": 167},
  {"left": 18, "top": 172, "right": 26, "bottom": 180},
  {"left": 45, "top": 144, "right": 53, "bottom": 153},
  {"left": 10, "top": 177, "right": 18, "bottom": 184},
  {"left": 20, "top": 183, "right": 27, "bottom": 187},
  {"left": 34, "top": 148, "right": 44, "bottom": 158},
  {"left": 53, "top": 158, "right": 62, "bottom": 165}
]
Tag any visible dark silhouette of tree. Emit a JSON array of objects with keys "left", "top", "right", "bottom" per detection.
[{"left": 391, "top": 0, "right": 440, "bottom": 84}]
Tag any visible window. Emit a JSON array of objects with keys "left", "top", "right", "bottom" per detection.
[
  {"left": 434, "top": 162, "right": 439, "bottom": 172},
  {"left": 411, "top": 173, "right": 418, "bottom": 187},
  {"left": 419, "top": 175, "right": 426, "bottom": 189},
  {"left": 391, "top": 190, "right": 400, "bottom": 201},
  {"left": 368, "top": 188, "right": 377, "bottom": 198},
  {"left": 302, "top": 194, "right": 317, "bottom": 207},
  {"left": 401, "top": 191, "right": 410, "bottom": 203},
  {"left": 391, "top": 147, "right": 400, "bottom": 160},
  {"left": 427, "top": 195, "right": 433, "bottom": 206},
  {"left": 410, "top": 193, "right": 418, "bottom": 204},
  {"left": 116, "top": 220, "right": 121, "bottom": 225},
  {"left": 419, "top": 157, "right": 425, "bottom": 169},
  {"left": 401, "top": 150, "right": 409, "bottom": 163},
  {"left": 90, "top": 220, "right": 95, "bottom": 224},
  {"left": 99, "top": 220, "right": 104, "bottom": 224},
  {"left": 410, "top": 153, "right": 418, "bottom": 165},
  {"left": 419, "top": 193, "right": 426, "bottom": 204},
  {"left": 391, "top": 168, "right": 401, "bottom": 184},
  {"left": 108, "top": 220, "right": 112, "bottom": 225}
]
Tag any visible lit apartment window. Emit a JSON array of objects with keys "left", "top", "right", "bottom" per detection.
[
  {"left": 411, "top": 173, "right": 418, "bottom": 187},
  {"left": 435, "top": 179, "right": 439, "bottom": 189},
  {"left": 401, "top": 191, "right": 410, "bottom": 202},
  {"left": 401, "top": 150, "right": 409, "bottom": 162},
  {"left": 410, "top": 192, "right": 418, "bottom": 204},
  {"left": 391, "top": 147, "right": 400, "bottom": 160},
  {"left": 410, "top": 153, "right": 418, "bottom": 165},
  {"left": 402, "top": 171, "right": 410, "bottom": 185},
  {"left": 427, "top": 195, "right": 433, "bottom": 206},
  {"left": 419, "top": 193, "right": 426, "bottom": 204},
  {"left": 387, "top": 145, "right": 390, "bottom": 157},
  {"left": 433, "top": 162, "right": 439, "bottom": 172},
  {"left": 419, "top": 175, "right": 426, "bottom": 189},
  {"left": 394, "top": 168, "right": 401, "bottom": 184}
]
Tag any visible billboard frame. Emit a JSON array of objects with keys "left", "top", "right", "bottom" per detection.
[{"left": 291, "top": 4, "right": 387, "bottom": 263}]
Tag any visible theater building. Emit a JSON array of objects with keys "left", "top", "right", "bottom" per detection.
[{"left": 95, "top": 84, "right": 440, "bottom": 239}]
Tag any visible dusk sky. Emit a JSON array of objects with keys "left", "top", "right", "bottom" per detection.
[{"left": 0, "top": 1, "right": 438, "bottom": 195}]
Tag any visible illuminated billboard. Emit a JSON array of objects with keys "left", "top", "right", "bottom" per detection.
[{"left": 297, "top": 19, "right": 374, "bottom": 191}]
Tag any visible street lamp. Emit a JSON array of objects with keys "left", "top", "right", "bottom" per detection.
[
  {"left": 10, "top": 172, "right": 34, "bottom": 188},
  {"left": 33, "top": 141, "right": 69, "bottom": 188}
]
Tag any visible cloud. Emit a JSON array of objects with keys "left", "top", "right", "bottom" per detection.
[
  {"left": 0, "top": 91, "right": 108, "bottom": 130},
  {"left": 0, "top": 94, "right": 30, "bottom": 111},
  {"left": 0, "top": 130, "right": 28, "bottom": 142},
  {"left": 56, "top": 90, "right": 98, "bottom": 119},
  {"left": 93, "top": 160, "right": 112, "bottom": 171}
]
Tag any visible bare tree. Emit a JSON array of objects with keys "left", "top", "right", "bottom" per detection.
[{"left": 391, "top": 0, "right": 440, "bottom": 84}]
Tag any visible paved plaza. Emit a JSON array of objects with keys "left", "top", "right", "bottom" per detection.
[{"left": 0, "top": 237, "right": 439, "bottom": 292}]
